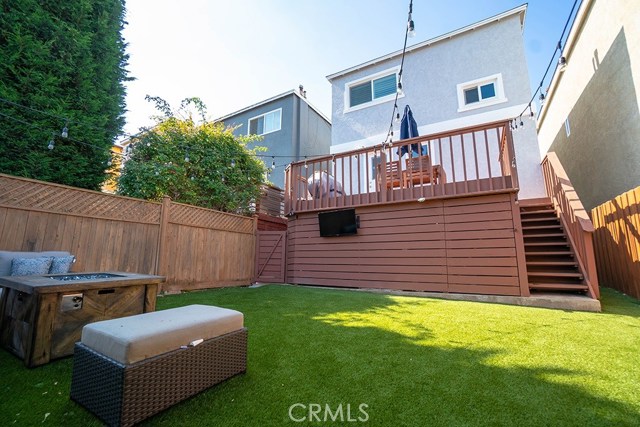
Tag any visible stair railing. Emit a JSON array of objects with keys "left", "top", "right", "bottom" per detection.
[{"left": 541, "top": 152, "right": 600, "bottom": 299}]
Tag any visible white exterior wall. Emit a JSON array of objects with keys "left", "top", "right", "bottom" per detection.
[{"left": 328, "top": 9, "right": 546, "bottom": 200}]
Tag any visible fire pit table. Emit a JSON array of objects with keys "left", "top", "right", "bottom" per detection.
[{"left": 0, "top": 272, "right": 165, "bottom": 367}]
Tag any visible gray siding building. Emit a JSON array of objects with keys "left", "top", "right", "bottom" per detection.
[{"left": 216, "top": 89, "right": 331, "bottom": 188}]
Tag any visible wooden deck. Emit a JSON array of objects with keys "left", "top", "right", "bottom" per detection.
[
  {"left": 285, "top": 121, "right": 517, "bottom": 214},
  {"left": 286, "top": 191, "right": 528, "bottom": 296},
  {"left": 283, "top": 122, "right": 599, "bottom": 300}
]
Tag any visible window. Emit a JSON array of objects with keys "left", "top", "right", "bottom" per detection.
[
  {"left": 345, "top": 67, "right": 401, "bottom": 112},
  {"left": 248, "top": 108, "right": 282, "bottom": 135},
  {"left": 456, "top": 74, "right": 507, "bottom": 112}
]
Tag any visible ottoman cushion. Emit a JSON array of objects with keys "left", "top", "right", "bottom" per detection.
[{"left": 81, "top": 304, "right": 244, "bottom": 364}]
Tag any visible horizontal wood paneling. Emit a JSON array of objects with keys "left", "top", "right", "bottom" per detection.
[{"left": 287, "top": 191, "right": 523, "bottom": 296}]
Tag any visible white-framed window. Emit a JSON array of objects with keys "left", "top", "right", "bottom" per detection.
[
  {"left": 456, "top": 73, "right": 507, "bottom": 112},
  {"left": 344, "top": 67, "right": 402, "bottom": 113},
  {"left": 248, "top": 108, "right": 282, "bottom": 136}
]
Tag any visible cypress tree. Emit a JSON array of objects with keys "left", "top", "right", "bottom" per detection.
[{"left": 0, "top": 0, "right": 129, "bottom": 190}]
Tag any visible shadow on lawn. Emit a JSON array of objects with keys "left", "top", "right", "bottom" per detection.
[
  {"left": 154, "top": 284, "right": 640, "bottom": 426},
  {"left": 2, "top": 284, "right": 638, "bottom": 426}
]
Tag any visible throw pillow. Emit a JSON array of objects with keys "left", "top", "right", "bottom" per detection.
[
  {"left": 49, "top": 255, "right": 76, "bottom": 274},
  {"left": 11, "top": 257, "right": 53, "bottom": 276}
]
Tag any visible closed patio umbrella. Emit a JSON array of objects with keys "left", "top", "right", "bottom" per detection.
[{"left": 398, "top": 105, "right": 428, "bottom": 157}]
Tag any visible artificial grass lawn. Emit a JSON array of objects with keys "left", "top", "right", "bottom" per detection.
[{"left": 1, "top": 286, "right": 639, "bottom": 426}]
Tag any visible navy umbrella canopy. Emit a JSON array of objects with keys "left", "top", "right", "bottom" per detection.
[{"left": 398, "top": 105, "right": 428, "bottom": 157}]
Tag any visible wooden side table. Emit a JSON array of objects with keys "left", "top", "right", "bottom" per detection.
[{"left": 0, "top": 272, "right": 164, "bottom": 367}]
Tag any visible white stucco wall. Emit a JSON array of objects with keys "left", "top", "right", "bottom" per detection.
[{"left": 328, "top": 10, "right": 546, "bottom": 199}]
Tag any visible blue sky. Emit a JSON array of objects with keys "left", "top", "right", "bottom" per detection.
[{"left": 122, "top": 0, "right": 578, "bottom": 138}]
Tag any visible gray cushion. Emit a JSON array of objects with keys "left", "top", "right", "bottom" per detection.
[
  {"left": 11, "top": 257, "right": 53, "bottom": 276},
  {"left": 81, "top": 304, "right": 244, "bottom": 364},
  {"left": 49, "top": 255, "right": 76, "bottom": 274},
  {"left": 0, "top": 250, "right": 71, "bottom": 276}
]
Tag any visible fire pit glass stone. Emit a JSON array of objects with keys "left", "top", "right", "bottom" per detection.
[{"left": 50, "top": 273, "right": 123, "bottom": 281}]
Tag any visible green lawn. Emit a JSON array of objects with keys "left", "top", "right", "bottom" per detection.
[{"left": 1, "top": 285, "right": 639, "bottom": 426}]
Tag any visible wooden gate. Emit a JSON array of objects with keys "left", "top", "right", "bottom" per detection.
[{"left": 255, "top": 230, "right": 287, "bottom": 283}]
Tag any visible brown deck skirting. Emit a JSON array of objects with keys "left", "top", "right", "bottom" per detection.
[{"left": 286, "top": 191, "right": 527, "bottom": 297}]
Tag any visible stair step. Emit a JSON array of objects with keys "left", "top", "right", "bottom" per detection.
[
  {"left": 521, "top": 224, "right": 563, "bottom": 231},
  {"left": 521, "top": 209, "right": 555, "bottom": 215},
  {"left": 529, "top": 283, "right": 589, "bottom": 291},
  {"left": 521, "top": 217, "right": 560, "bottom": 223},
  {"left": 526, "top": 261, "right": 578, "bottom": 267},
  {"left": 528, "top": 271, "right": 583, "bottom": 278},
  {"left": 523, "top": 233, "right": 566, "bottom": 239},
  {"left": 526, "top": 251, "right": 574, "bottom": 257},
  {"left": 524, "top": 241, "right": 570, "bottom": 247}
]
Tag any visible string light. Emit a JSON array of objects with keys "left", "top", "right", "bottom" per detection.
[
  {"left": 230, "top": 159, "right": 236, "bottom": 168},
  {"left": 184, "top": 149, "right": 190, "bottom": 163},
  {"left": 47, "top": 135, "right": 55, "bottom": 150},
  {"left": 408, "top": 20, "right": 416, "bottom": 38},
  {"left": 513, "top": 0, "right": 579, "bottom": 124},
  {"left": 383, "top": 0, "right": 414, "bottom": 146}
]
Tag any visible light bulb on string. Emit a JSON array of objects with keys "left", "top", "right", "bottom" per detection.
[
  {"left": 47, "top": 135, "right": 55, "bottom": 150},
  {"left": 230, "top": 159, "right": 236, "bottom": 168},
  {"left": 529, "top": 105, "right": 535, "bottom": 120},
  {"left": 539, "top": 92, "right": 546, "bottom": 106},
  {"left": 408, "top": 20, "right": 415, "bottom": 38},
  {"left": 519, "top": 117, "right": 524, "bottom": 128},
  {"left": 61, "top": 120, "right": 68, "bottom": 138},
  {"left": 184, "top": 150, "right": 190, "bottom": 163},
  {"left": 397, "top": 81, "right": 403, "bottom": 95},
  {"left": 558, "top": 56, "right": 567, "bottom": 71},
  {"left": 395, "top": 108, "right": 401, "bottom": 123}
]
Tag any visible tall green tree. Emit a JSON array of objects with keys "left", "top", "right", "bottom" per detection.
[
  {"left": 117, "top": 97, "right": 266, "bottom": 215},
  {"left": 0, "top": 0, "right": 129, "bottom": 189}
]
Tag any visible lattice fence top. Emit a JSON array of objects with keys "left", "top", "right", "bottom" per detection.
[
  {"left": 170, "top": 202, "right": 254, "bottom": 234},
  {"left": 0, "top": 174, "right": 162, "bottom": 224}
]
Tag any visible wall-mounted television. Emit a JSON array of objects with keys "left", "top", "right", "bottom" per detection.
[{"left": 318, "top": 209, "right": 358, "bottom": 237}]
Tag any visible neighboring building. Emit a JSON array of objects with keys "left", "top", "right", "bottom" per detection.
[
  {"left": 215, "top": 88, "right": 331, "bottom": 188},
  {"left": 327, "top": 4, "right": 546, "bottom": 200},
  {"left": 536, "top": 0, "right": 640, "bottom": 211}
]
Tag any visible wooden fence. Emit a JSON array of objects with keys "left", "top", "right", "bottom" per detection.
[
  {"left": 591, "top": 186, "right": 640, "bottom": 299},
  {"left": 0, "top": 174, "right": 256, "bottom": 293}
]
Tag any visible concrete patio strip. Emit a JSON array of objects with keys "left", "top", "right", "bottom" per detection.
[{"left": 251, "top": 283, "right": 602, "bottom": 312}]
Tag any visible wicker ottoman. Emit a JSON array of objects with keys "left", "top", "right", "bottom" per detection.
[{"left": 70, "top": 304, "right": 247, "bottom": 427}]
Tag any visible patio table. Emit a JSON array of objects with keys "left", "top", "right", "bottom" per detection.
[{"left": 0, "top": 271, "right": 164, "bottom": 367}]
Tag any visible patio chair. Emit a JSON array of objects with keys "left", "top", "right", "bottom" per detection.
[
  {"left": 403, "top": 155, "right": 446, "bottom": 187},
  {"left": 377, "top": 159, "right": 402, "bottom": 189}
]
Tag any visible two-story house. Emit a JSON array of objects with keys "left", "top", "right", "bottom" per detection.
[
  {"left": 280, "top": 4, "right": 600, "bottom": 308},
  {"left": 215, "top": 88, "right": 331, "bottom": 188}
]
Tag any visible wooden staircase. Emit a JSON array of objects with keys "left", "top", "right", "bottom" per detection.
[{"left": 520, "top": 201, "right": 589, "bottom": 293}]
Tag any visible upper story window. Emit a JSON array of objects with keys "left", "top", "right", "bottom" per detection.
[
  {"left": 248, "top": 108, "right": 282, "bottom": 135},
  {"left": 456, "top": 73, "right": 507, "bottom": 112},
  {"left": 344, "top": 67, "right": 402, "bottom": 113}
]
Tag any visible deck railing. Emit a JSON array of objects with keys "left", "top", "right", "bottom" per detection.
[
  {"left": 542, "top": 152, "right": 600, "bottom": 299},
  {"left": 285, "top": 121, "right": 518, "bottom": 214}
]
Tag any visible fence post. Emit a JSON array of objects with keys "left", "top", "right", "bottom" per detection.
[{"left": 156, "top": 196, "right": 172, "bottom": 289}]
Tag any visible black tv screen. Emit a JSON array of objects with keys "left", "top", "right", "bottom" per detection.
[{"left": 318, "top": 209, "right": 358, "bottom": 237}]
